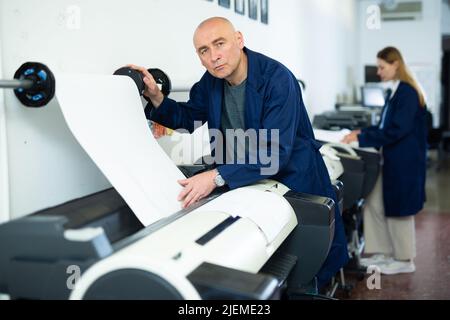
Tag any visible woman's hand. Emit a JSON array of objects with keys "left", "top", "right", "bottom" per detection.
[{"left": 341, "top": 130, "right": 361, "bottom": 144}]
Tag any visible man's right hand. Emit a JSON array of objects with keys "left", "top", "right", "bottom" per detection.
[{"left": 127, "top": 64, "right": 164, "bottom": 108}]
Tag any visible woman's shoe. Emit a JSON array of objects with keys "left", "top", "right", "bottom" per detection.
[
  {"left": 359, "top": 254, "right": 393, "bottom": 267},
  {"left": 378, "top": 260, "right": 416, "bottom": 275}
]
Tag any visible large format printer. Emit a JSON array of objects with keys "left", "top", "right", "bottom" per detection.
[
  {"left": 0, "top": 63, "right": 341, "bottom": 300},
  {"left": 313, "top": 85, "right": 387, "bottom": 131},
  {"left": 0, "top": 177, "right": 338, "bottom": 300},
  {"left": 313, "top": 105, "right": 380, "bottom": 131},
  {"left": 314, "top": 129, "right": 381, "bottom": 292}
]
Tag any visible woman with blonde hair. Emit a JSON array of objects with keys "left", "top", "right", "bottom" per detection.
[{"left": 342, "top": 46, "right": 427, "bottom": 275}]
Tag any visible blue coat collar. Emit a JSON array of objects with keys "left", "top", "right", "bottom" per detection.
[{"left": 244, "top": 47, "right": 265, "bottom": 92}]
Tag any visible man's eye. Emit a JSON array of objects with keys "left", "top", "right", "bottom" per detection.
[
  {"left": 200, "top": 49, "right": 208, "bottom": 55},
  {"left": 217, "top": 42, "right": 224, "bottom": 47}
]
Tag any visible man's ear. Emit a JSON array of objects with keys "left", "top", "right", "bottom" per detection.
[{"left": 236, "top": 31, "right": 244, "bottom": 49}]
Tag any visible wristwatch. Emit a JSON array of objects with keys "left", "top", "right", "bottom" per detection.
[{"left": 214, "top": 170, "right": 226, "bottom": 187}]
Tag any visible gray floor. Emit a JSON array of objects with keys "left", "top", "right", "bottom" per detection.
[{"left": 424, "top": 151, "right": 450, "bottom": 213}]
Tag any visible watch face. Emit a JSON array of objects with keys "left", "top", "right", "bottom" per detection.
[{"left": 215, "top": 174, "right": 225, "bottom": 187}]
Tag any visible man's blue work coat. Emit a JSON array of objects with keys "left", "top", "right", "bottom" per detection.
[
  {"left": 358, "top": 82, "right": 427, "bottom": 217},
  {"left": 147, "top": 47, "right": 349, "bottom": 286}
]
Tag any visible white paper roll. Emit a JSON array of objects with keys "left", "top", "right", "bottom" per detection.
[{"left": 55, "top": 74, "right": 185, "bottom": 226}]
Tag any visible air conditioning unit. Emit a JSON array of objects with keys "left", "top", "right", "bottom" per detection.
[{"left": 380, "top": 1, "right": 423, "bottom": 21}]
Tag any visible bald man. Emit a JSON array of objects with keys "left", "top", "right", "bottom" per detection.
[{"left": 130, "top": 17, "right": 348, "bottom": 291}]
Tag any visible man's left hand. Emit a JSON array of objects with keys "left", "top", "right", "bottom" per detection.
[{"left": 177, "top": 170, "right": 217, "bottom": 208}]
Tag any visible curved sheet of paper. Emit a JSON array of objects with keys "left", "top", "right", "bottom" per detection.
[
  {"left": 313, "top": 128, "right": 352, "bottom": 143},
  {"left": 55, "top": 74, "right": 185, "bottom": 226},
  {"left": 314, "top": 128, "right": 377, "bottom": 152},
  {"left": 195, "top": 187, "right": 293, "bottom": 244}
]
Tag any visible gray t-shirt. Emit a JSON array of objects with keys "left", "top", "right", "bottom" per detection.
[{"left": 221, "top": 79, "right": 247, "bottom": 163}]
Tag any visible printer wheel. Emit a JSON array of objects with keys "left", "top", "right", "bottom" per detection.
[{"left": 82, "top": 269, "right": 184, "bottom": 300}]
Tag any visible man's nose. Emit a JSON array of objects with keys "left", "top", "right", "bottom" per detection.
[{"left": 210, "top": 48, "right": 221, "bottom": 63}]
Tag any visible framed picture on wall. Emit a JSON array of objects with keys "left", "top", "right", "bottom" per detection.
[
  {"left": 248, "top": 0, "right": 258, "bottom": 20},
  {"left": 235, "top": 0, "right": 245, "bottom": 15},
  {"left": 219, "top": 0, "right": 230, "bottom": 8},
  {"left": 260, "top": 0, "right": 268, "bottom": 24}
]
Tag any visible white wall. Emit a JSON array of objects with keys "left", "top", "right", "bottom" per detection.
[
  {"left": 0, "top": 0, "right": 308, "bottom": 88},
  {"left": 296, "top": 0, "right": 359, "bottom": 118},
  {"left": 443, "top": 0, "right": 450, "bottom": 35},
  {"left": 0, "top": 0, "right": 358, "bottom": 219},
  {"left": 0, "top": 1, "right": 10, "bottom": 223},
  {"left": 357, "top": 0, "right": 442, "bottom": 126},
  {"left": 159, "top": 0, "right": 359, "bottom": 160}
]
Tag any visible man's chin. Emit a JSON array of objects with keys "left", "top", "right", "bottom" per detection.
[{"left": 209, "top": 70, "right": 229, "bottom": 79}]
